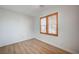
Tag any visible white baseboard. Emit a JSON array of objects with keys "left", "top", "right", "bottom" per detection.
[
  {"left": 35, "top": 37, "right": 78, "bottom": 54},
  {"left": 0, "top": 37, "right": 33, "bottom": 47}
]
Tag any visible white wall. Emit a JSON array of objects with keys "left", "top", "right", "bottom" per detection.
[
  {"left": 0, "top": 8, "right": 34, "bottom": 47},
  {"left": 34, "top": 6, "right": 79, "bottom": 53}
]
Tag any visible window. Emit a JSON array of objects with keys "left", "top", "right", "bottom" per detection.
[{"left": 40, "top": 12, "right": 58, "bottom": 36}]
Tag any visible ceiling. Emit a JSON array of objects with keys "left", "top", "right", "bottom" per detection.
[{"left": 0, "top": 5, "right": 54, "bottom": 16}]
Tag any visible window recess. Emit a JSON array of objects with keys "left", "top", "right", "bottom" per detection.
[{"left": 40, "top": 12, "right": 58, "bottom": 36}]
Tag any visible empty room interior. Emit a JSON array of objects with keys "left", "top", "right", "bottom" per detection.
[{"left": 0, "top": 5, "right": 79, "bottom": 54}]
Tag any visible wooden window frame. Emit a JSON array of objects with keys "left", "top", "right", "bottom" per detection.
[{"left": 40, "top": 12, "right": 58, "bottom": 36}]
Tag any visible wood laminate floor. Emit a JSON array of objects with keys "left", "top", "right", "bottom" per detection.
[{"left": 0, "top": 38, "right": 70, "bottom": 54}]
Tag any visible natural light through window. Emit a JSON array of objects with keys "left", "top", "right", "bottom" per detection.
[{"left": 40, "top": 12, "right": 58, "bottom": 36}]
